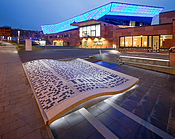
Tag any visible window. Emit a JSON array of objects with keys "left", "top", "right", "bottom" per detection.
[
  {"left": 120, "top": 37, "right": 124, "bottom": 47},
  {"left": 79, "top": 24, "right": 100, "bottom": 37},
  {"left": 142, "top": 36, "right": 148, "bottom": 47},
  {"left": 133, "top": 36, "right": 141, "bottom": 47},
  {"left": 82, "top": 31, "right": 87, "bottom": 37},
  {"left": 153, "top": 36, "right": 159, "bottom": 50},
  {"left": 119, "top": 36, "right": 148, "bottom": 48},
  {"left": 125, "top": 36, "right": 132, "bottom": 47},
  {"left": 87, "top": 26, "right": 91, "bottom": 36},
  {"left": 79, "top": 28, "right": 82, "bottom": 37},
  {"left": 129, "top": 21, "right": 136, "bottom": 27},
  {"left": 64, "top": 34, "right": 68, "bottom": 37},
  {"left": 160, "top": 35, "right": 173, "bottom": 49},
  {"left": 91, "top": 30, "right": 96, "bottom": 37},
  {"left": 59, "top": 34, "right": 63, "bottom": 38},
  {"left": 149, "top": 36, "right": 152, "bottom": 48},
  {"left": 96, "top": 24, "right": 100, "bottom": 37},
  {"left": 90, "top": 25, "right": 96, "bottom": 36}
]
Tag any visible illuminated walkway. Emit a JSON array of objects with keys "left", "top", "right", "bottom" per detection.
[{"left": 0, "top": 41, "right": 53, "bottom": 138}]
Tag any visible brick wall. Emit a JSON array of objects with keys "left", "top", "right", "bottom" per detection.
[
  {"left": 46, "top": 21, "right": 118, "bottom": 48},
  {"left": 159, "top": 11, "right": 175, "bottom": 24},
  {"left": 173, "top": 19, "right": 175, "bottom": 47},
  {"left": 0, "top": 27, "right": 11, "bottom": 37},
  {"left": 115, "top": 24, "right": 173, "bottom": 50},
  {"left": 47, "top": 29, "right": 79, "bottom": 46}
]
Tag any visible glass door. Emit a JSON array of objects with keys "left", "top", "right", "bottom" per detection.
[
  {"left": 84, "top": 41, "right": 87, "bottom": 47},
  {"left": 153, "top": 36, "right": 160, "bottom": 52}
]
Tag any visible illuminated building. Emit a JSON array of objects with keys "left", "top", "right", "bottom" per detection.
[
  {"left": 41, "top": 2, "right": 175, "bottom": 52},
  {"left": 0, "top": 27, "right": 11, "bottom": 40}
]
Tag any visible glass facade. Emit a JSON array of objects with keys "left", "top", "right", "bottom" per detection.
[
  {"left": 125, "top": 36, "right": 132, "bottom": 47},
  {"left": 120, "top": 35, "right": 173, "bottom": 50},
  {"left": 41, "top": 3, "right": 163, "bottom": 34},
  {"left": 142, "top": 36, "right": 148, "bottom": 47},
  {"left": 120, "top": 37, "right": 124, "bottom": 47},
  {"left": 79, "top": 24, "right": 100, "bottom": 37},
  {"left": 133, "top": 36, "right": 141, "bottom": 47}
]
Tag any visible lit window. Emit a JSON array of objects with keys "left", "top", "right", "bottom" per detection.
[
  {"left": 142, "top": 36, "right": 147, "bottom": 47},
  {"left": 91, "top": 30, "right": 96, "bottom": 37},
  {"left": 79, "top": 28, "right": 82, "bottom": 37},
  {"left": 133, "top": 36, "right": 141, "bottom": 47},
  {"left": 129, "top": 21, "right": 135, "bottom": 27},
  {"left": 96, "top": 24, "right": 100, "bottom": 37},
  {"left": 120, "top": 37, "right": 124, "bottom": 47},
  {"left": 87, "top": 26, "right": 91, "bottom": 36},
  {"left": 125, "top": 36, "right": 132, "bottom": 47},
  {"left": 79, "top": 24, "right": 100, "bottom": 37}
]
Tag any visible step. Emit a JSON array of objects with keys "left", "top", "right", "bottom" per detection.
[
  {"left": 120, "top": 55, "right": 169, "bottom": 66},
  {"left": 124, "top": 61, "right": 175, "bottom": 75}
]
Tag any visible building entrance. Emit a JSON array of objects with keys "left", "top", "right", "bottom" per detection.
[
  {"left": 84, "top": 41, "right": 87, "bottom": 47},
  {"left": 152, "top": 36, "right": 159, "bottom": 52}
]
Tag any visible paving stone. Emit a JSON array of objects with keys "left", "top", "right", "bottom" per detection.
[
  {"left": 95, "top": 101, "right": 112, "bottom": 112},
  {"left": 87, "top": 130, "right": 105, "bottom": 139},
  {"left": 87, "top": 105, "right": 103, "bottom": 117},
  {"left": 22, "top": 129, "right": 42, "bottom": 139},
  {"left": 58, "top": 120, "right": 96, "bottom": 139},
  {"left": 64, "top": 111, "right": 85, "bottom": 128},
  {"left": 131, "top": 126, "right": 162, "bottom": 139},
  {"left": 120, "top": 98, "right": 137, "bottom": 111},
  {"left": 0, "top": 43, "right": 52, "bottom": 138},
  {"left": 1, "top": 130, "right": 18, "bottom": 139},
  {"left": 96, "top": 112, "right": 115, "bottom": 126},
  {"left": 107, "top": 121, "right": 129, "bottom": 138},
  {"left": 104, "top": 107, "right": 125, "bottom": 121}
]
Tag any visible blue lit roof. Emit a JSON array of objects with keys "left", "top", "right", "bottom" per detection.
[{"left": 41, "top": 2, "right": 163, "bottom": 34}]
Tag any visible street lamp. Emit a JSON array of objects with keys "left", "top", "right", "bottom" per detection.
[{"left": 18, "top": 30, "right": 20, "bottom": 44}]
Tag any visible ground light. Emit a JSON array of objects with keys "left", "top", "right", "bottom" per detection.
[
  {"left": 120, "top": 55, "right": 169, "bottom": 62},
  {"left": 50, "top": 84, "right": 138, "bottom": 128}
]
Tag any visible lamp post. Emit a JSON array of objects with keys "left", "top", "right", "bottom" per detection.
[{"left": 18, "top": 30, "right": 20, "bottom": 44}]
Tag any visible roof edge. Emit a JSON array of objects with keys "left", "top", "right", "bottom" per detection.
[{"left": 110, "top": 2, "right": 164, "bottom": 9}]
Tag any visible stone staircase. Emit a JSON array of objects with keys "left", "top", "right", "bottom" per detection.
[
  {"left": 92, "top": 51, "right": 175, "bottom": 75},
  {"left": 120, "top": 55, "right": 175, "bottom": 75}
]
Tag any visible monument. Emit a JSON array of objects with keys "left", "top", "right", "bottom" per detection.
[{"left": 23, "top": 59, "right": 139, "bottom": 125}]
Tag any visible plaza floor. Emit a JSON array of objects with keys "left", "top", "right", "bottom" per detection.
[
  {"left": 1, "top": 42, "right": 175, "bottom": 138},
  {"left": 50, "top": 61, "right": 175, "bottom": 139},
  {"left": 0, "top": 41, "right": 53, "bottom": 139}
]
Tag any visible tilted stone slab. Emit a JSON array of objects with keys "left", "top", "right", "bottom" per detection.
[{"left": 22, "top": 58, "right": 139, "bottom": 125}]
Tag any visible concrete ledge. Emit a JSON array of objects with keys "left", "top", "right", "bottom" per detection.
[
  {"left": 120, "top": 56, "right": 169, "bottom": 66},
  {"left": 124, "top": 61, "right": 175, "bottom": 75}
]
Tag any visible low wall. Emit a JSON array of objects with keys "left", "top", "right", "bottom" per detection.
[{"left": 170, "top": 52, "right": 175, "bottom": 66}]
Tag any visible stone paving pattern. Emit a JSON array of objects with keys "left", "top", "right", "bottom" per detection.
[
  {"left": 0, "top": 42, "right": 53, "bottom": 139},
  {"left": 50, "top": 61, "right": 175, "bottom": 138},
  {"left": 18, "top": 48, "right": 111, "bottom": 63},
  {"left": 96, "top": 61, "right": 175, "bottom": 137},
  {"left": 1, "top": 43, "right": 175, "bottom": 138}
]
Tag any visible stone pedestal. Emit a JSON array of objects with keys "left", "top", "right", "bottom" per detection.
[
  {"left": 25, "top": 39, "right": 32, "bottom": 51},
  {"left": 170, "top": 52, "right": 175, "bottom": 66}
]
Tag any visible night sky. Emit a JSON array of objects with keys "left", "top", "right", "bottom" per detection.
[{"left": 0, "top": 0, "right": 174, "bottom": 31}]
